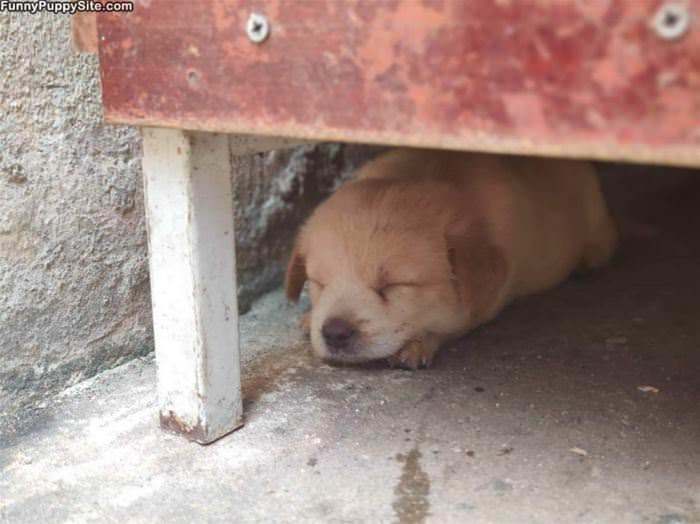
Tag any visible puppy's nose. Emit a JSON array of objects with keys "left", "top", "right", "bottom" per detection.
[{"left": 322, "top": 317, "right": 356, "bottom": 352}]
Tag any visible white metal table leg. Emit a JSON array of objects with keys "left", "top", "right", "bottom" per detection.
[{"left": 142, "top": 128, "right": 242, "bottom": 443}]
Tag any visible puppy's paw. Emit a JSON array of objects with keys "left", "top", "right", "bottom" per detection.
[
  {"left": 387, "top": 339, "right": 439, "bottom": 370},
  {"left": 298, "top": 311, "right": 311, "bottom": 338}
]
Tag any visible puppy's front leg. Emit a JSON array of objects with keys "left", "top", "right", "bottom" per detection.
[{"left": 387, "top": 336, "right": 440, "bottom": 370}]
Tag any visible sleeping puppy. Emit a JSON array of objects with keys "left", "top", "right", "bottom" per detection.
[{"left": 285, "top": 149, "right": 617, "bottom": 369}]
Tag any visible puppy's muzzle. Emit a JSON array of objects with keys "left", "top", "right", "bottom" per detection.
[{"left": 321, "top": 317, "right": 357, "bottom": 353}]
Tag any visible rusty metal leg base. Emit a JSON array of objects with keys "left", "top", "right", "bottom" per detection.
[{"left": 142, "top": 128, "right": 243, "bottom": 444}]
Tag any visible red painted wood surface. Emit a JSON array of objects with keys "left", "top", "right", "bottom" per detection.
[
  {"left": 98, "top": 0, "right": 700, "bottom": 166},
  {"left": 71, "top": 12, "right": 97, "bottom": 52}
]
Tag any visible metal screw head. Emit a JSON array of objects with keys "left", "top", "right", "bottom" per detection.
[
  {"left": 652, "top": 2, "right": 690, "bottom": 41},
  {"left": 246, "top": 12, "right": 270, "bottom": 44}
]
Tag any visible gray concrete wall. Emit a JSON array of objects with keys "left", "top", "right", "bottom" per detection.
[{"left": 0, "top": 12, "right": 379, "bottom": 418}]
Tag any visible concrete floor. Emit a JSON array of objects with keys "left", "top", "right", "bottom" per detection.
[{"left": 2, "top": 168, "right": 700, "bottom": 524}]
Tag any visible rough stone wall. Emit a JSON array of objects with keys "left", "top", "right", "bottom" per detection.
[
  {"left": 0, "top": 12, "right": 380, "bottom": 418},
  {"left": 0, "top": 12, "right": 152, "bottom": 416}
]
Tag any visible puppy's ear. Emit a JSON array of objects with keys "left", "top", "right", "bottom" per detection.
[
  {"left": 284, "top": 237, "right": 307, "bottom": 302},
  {"left": 446, "top": 221, "right": 509, "bottom": 324}
]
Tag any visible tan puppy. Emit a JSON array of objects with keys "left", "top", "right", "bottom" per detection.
[{"left": 285, "top": 149, "right": 617, "bottom": 369}]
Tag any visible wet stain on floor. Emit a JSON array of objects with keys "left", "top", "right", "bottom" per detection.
[{"left": 393, "top": 447, "right": 431, "bottom": 524}]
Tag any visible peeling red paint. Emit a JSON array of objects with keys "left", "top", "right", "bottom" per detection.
[{"left": 97, "top": 0, "right": 700, "bottom": 165}]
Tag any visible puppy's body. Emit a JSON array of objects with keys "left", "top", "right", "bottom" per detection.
[{"left": 286, "top": 149, "right": 617, "bottom": 368}]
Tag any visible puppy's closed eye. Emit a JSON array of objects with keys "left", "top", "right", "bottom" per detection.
[
  {"left": 375, "top": 282, "right": 417, "bottom": 302},
  {"left": 308, "top": 278, "right": 326, "bottom": 291}
]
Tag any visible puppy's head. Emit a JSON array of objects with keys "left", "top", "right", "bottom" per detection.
[{"left": 286, "top": 179, "right": 507, "bottom": 363}]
